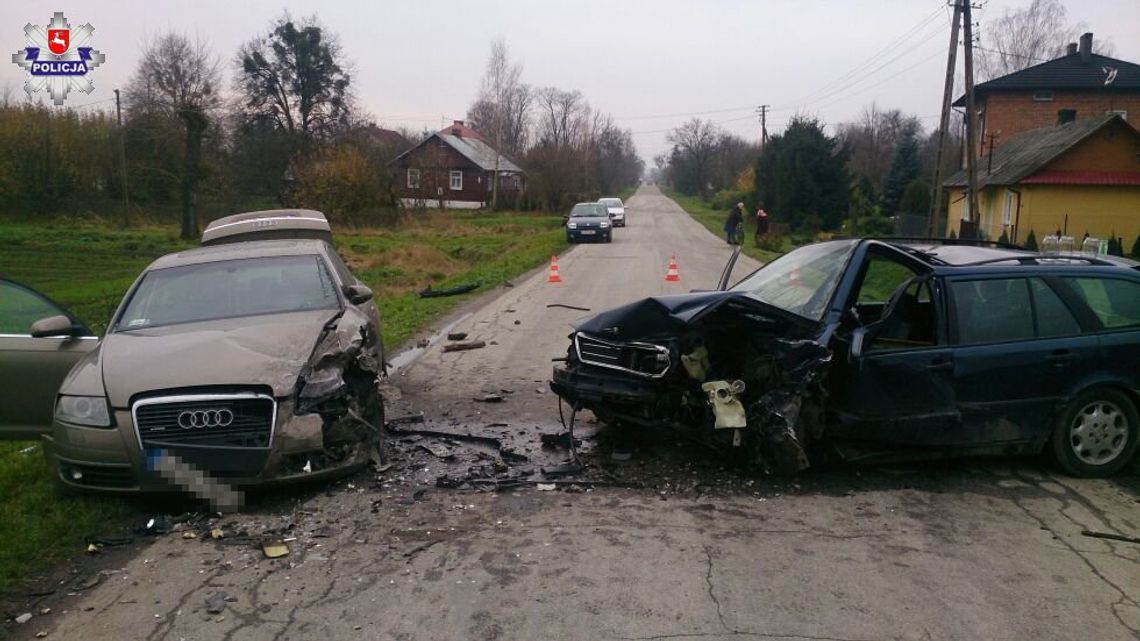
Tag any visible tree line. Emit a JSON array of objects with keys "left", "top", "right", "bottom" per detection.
[
  {"left": 0, "top": 20, "right": 642, "bottom": 238},
  {"left": 659, "top": 0, "right": 1108, "bottom": 238},
  {"left": 465, "top": 40, "right": 644, "bottom": 212}
]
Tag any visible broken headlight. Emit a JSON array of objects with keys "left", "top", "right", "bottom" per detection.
[{"left": 55, "top": 395, "right": 112, "bottom": 427}]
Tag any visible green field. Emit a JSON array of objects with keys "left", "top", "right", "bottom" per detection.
[{"left": 0, "top": 211, "right": 568, "bottom": 594}]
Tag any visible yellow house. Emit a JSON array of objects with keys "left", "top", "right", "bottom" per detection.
[{"left": 944, "top": 114, "right": 1140, "bottom": 246}]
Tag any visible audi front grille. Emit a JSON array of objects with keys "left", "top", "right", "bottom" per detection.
[
  {"left": 574, "top": 333, "right": 671, "bottom": 378},
  {"left": 133, "top": 393, "right": 276, "bottom": 451}
]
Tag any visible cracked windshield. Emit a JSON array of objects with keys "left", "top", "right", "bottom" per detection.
[{"left": 0, "top": 2, "right": 1138, "bottom": 640}]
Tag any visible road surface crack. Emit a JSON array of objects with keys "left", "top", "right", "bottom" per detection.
[{"left": 703, "top": 545, "right": 729, "bottom": 631}]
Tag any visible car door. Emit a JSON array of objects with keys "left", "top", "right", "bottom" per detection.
[
  {"left": 0, "top": 279, "right": 99, "bottom": 439},
  {"left": 828, "top": 249, "right": 959, "bottom": 449},
  {"left": 946, "top": 276, "right": 1098, "bottom": 448}
]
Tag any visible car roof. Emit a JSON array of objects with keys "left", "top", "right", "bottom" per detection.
[
  {"left": 148, "top": 239, "right": 334, "bottom": 270},
  {"left": 874, "top": 239, "right": 1140, "bottom": 274}
]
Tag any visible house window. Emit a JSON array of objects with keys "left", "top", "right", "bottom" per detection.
[
  {"left": 407, "top": 168, "right": 420, "bottom": 189},
  {"left": 1033, "top": 91, "right": 1054, "bottom": 101},
  {"left": 449, "top": 170, "right": 463, "bottom": 191},
  {"left": 1002, "top": 190, "right": 1015, "bottom": 226},
  {"left": 1057, "top": 109, "right": 1077, "bottom": 124}
]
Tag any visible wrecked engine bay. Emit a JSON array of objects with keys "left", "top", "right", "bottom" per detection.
[{"left": 550, "top": 293, "right": 833, "bottom": 474}]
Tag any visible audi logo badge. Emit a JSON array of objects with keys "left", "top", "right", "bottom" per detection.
[{"left": 177, "top": 408, "right": 235, "bottom": 429}]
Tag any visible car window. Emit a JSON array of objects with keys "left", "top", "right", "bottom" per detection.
[
  {"left": 1064, "top": 277, "right": 1140, "bottom": 330},
  {"left": 952, "top": 278, "right": 1034, "bottom": 344},
  {"left": 870, "top": 278, "right": 938, "bottom": 350},
  {"left": 731, "top": 240, "right": 856, "bottom": 321},
  {"left": 1030, "top": 278, "right": 1081, "bottom": 338},
  {"left": 0, "top": 280, "right": 67, "bottom": 335},
  {"left": 856, "top": 253, "right": 919, "bottom": 304},
  {"left": 570, "top": 204, "right": 604, "bottom": 217},
  {"left": 114, "top": 255, "right": 340, "bottom": 331}
]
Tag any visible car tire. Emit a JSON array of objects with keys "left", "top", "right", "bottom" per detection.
[
  {"left": 1050, "top": 387, "right": 1138, "bottom": 477},
  {"left": 605, "top": 234, "right": 612, "bottom": 243}
]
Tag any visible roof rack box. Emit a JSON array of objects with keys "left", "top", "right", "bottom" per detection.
[{"left": 201, "top": 209, "right": 332, "bottom": 246}]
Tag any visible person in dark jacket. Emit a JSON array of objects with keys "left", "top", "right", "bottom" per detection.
[{"left": 724, "top": 202, "right": 744, "bottom": 244}]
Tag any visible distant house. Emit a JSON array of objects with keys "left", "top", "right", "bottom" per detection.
[
  {"left": 956, "top": 33, "right": 1140, "bottom": 157},
  {"left": 359, "top": 126, "right": 410, "bottom": 163},
  {"left": 389, "top": 120, "right": 525, "bottom": 209},
  {"left": 944, "top": 114, "right": 1140, "bottom": 243}
]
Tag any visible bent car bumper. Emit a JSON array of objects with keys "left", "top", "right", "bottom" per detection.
[{"left": 44, "top": 399, "right": 371, "bottom": 493}]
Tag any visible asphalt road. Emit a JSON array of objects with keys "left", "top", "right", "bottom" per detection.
[{"left": 7, "top": 186, "right": 1140, "bottom": 641}]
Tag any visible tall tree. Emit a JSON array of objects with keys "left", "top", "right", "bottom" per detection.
[
  {"left": 127, "top": 34, "right": 221, "bottom": 239},
  {"left": 977, "top": 0, "right": 1113, "bottom": 80},
  {"left": 236, "top": 14, "right": 351, "bottom": 143},
  {"left": 836, "top": 104, "right": 921, "bottom": 201},
  {"left": 666, "top": 119, "right": 721, "bottom": 199},
  {"left": 754, "top": 117, "right": 849, "bottom": 232},
  {"left": 881, "top": 127, "right": 922, "bottom": 217},
  {"left": 467, "top": 40, "right": 530, "bottom": 208}
]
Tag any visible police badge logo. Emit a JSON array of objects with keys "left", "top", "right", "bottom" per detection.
[{"left": 11, "top": 12, "right": 105, "bottom": 106}]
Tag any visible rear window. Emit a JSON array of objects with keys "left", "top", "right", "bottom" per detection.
[
  {"left": 952, "top": 278, "right": 1034, "bottom": 344},
  {"left": 1064, "top": 277, "right": 1140, "bottom": 330}
]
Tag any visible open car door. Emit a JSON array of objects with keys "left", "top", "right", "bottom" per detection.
[{"left": 0, "top": 279, "right": 99, "bottom": 439}]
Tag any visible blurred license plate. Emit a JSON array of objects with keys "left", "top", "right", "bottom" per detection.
[{"left": 581, "top": 230, "right": 595, "bottom": 235}]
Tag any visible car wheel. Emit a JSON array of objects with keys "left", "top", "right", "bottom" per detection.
[
  {"left": 1050, "top": 387, "right": 1138, "bottom": 477},
  {"left": 605, "top": 234, "right": 612, "bottom": 243}
]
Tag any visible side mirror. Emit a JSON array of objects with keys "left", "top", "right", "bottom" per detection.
[
  {"left": 850, "top": 326, "right": 868, "bottom": 361},
  {"left": 30, "top": 315, "right": 79, "bottom": 338},
  {"left": 343, "top": 284, "right": 374, "bottom": 305}
]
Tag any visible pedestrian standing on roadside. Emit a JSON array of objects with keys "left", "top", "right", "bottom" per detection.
[
  {"left": 754, "top": 204, "right": 769, "bottom": 244},
  {"left": 724, "top": 202, "right": 744, "bottom": 245}
]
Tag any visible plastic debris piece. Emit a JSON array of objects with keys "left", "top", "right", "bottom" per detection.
[
  {"left": 14, "top": 613, "right": 32, "bottom": 624},
  {"left": 446, "top": 332, "right": 468, "bottom": 341},
  {"left": 209, "top": 528, "right": 225, "bottom": 540},
  {"left": 262, "top": 540, "right": 290, "bottom": 558},
  {"left": 182, "top": 532, "right": 197, "bottom": 539},
  {"left": 205, "top": 592, "right": 227, "bottom": 615},
  {"left": 442, "top": 341, "right": 486, "bottom": 353},
  {"left": 536, "top": 483, "right": 557, "bottom": 491}
]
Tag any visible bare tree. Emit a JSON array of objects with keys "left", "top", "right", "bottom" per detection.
[
  {"left": 667, "top": 119, "right": 722, "bottom": 199},
  {"left": 534, "top": 87, "right": 586, "bottom": 148},
  {"left": 836, "top": 103, "right": 922, "bottom": 199},
  {"left": 977, "top": 0, "right": 1114, "bottom": 80},
  {"left": 127, "top": 34, "right": 221, "bottom": 239},
  {"left": 468, "top": 39, "right": 530, "bottom": 208}
]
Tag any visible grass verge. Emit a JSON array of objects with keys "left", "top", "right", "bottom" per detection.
[
  {"left": 661, "top": 187, "right": 789, "bottom": 263},
  {"left": 0, "top": 210, "right": 567, "bottom": 594}
]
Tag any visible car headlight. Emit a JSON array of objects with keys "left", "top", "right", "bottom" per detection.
[
  {"left": 600, "top": 221, "right": 610, "bottom": 228},
  {"left": 55, "top": 395, "right": 112, "bottom": 427},
  {"left": 567, "top": 222, "right": 577, "bottom": 229}
]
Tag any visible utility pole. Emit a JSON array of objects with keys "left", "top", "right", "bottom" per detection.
[
  {"left": 962, "top": 0, "right": 981, "bottom": 238},
  {"left": 115, "top": 88, "right": 129, "bottom": 226},
  {"left": 925, "top": 0, "right": 962, "bottom": 238},
  {"left": 985, "top": 132, "right": 999, "bottom": 173},
  {"left": 757, "top": 105, "right": 770, "bottom": 149}
]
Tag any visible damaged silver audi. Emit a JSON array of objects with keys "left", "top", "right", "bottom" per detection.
[
  {"left": 9, "top": 210, "right": 386, "bottom": 492},
  {"left": 551, "top": 239, "right": 1140, "bottom": 477}
]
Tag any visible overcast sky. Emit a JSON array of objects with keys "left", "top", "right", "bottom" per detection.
[{"left": 4, "top": 1, "right": 1139, "bottom": 163}]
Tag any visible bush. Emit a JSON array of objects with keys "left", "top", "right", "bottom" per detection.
[
  {"left": 856, "top": 215, "right": 894, "bottom": 237},
  {"left": 998, "top": 229, "right": 1010, "bottom": 245},
  {"left": 292, "top": 145, "right": 400, "bottom": 226},
  {"left": 948, "top": 229, "right": 957, "bottom": 240},
  {"left": 755, "top": 234, "right": 785, "bottom": 253},
  {"left": 1131, "top": 233, "right": 1140, "bottom": 259},
  {"left": 1108, "top": 236, "right": 1124, "bottom": 257},
  {"left": 711, "top": 189, "right": 747, "bottom": 211},
  {"left": 1024, "top": 229, "right": 1038, "bottom": 251}
]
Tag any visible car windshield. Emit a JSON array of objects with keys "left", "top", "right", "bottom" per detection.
[
  {"left": 571, "top": 204, "right": 606, "bottom": 217},
  {"left": 114, "top": 255, "right": 340, "bottom": 331},
  {"left": 599, "top": 199, "right": 622, "bottom": 207},
  {"left": 730, "top": 240, "right": 857, "bottom": 321}
]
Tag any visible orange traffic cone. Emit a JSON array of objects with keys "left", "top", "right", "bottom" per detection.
[
  {"left": 665, "top": 255, "right": 681, "bottom": 282},
  {"left": 547, "top": 255, "right": 563, "bottom": 283}
]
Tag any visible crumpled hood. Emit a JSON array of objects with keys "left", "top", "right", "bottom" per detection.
[
  {"left": 572, "top": 291, "right": 813, "bottom": 341},
  {"left": 100, "top": 310, "right": 337, "bottom": 407}
]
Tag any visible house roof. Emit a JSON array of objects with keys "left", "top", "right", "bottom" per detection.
[
  {"left": 437, "top": 133, "right": 523, "bottom": 173},
  {"left": 363, "top": 126, "right": 410, "bottom": 149},
  {"left": 1019, "top": 170, "right": 1140, "bottom": 186},
  {"left": 388, "top": 121, "right": 523, "bottom": 173},
  {"left": 953, "top": 51, "right": 1140, "bottom": 106},
  {"left": 943, "top": 114, "right": 1138, "bottom": 188}
]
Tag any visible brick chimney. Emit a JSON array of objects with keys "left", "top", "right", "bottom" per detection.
[
  {"left": 1066, "top": 42, "right": 1078, "bottom": 56},
  {"left": 451, "top": 120, "right": 464, "bottom": 136},
  {"left": 1079, "top": 32, "right": 1093, "bottom": 62}
]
